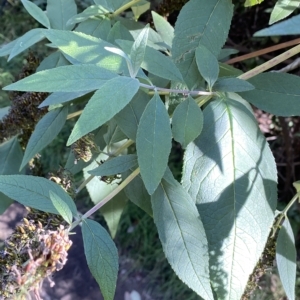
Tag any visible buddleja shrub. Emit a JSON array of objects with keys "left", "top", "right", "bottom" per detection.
[{"left": 0, "top": 0, "right": 299, "bottom": 299}]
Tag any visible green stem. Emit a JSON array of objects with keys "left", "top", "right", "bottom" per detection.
[
  {"left": 239, "top": 43, "right": 300, "bottom": 80},
  {"left": 271, "top": 193, "right": 299, "bottom": 238},
  {"left": 111, "top": 0, "right": 141, "bottom": 17},
  {"left": 70, "top": 167, "right": 140, "bottom": 231}
]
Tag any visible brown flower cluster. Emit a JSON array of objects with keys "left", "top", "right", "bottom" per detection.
[{"left": 71, "top": 133, "right": 96, "bottom": 164}]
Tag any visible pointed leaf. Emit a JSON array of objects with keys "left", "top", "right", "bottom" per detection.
[
  {"left": 37, "top": 51, "right": 70, "bottom": 72},
  {"left": 172, "top": 0, "right": 233, "bottom": 88},
  {"left": 130, "top": 25, "right": 149, "bottom": 77},
  {"left": 75, "top": 18, "right": 111, "bottom": 39},
  {"left": 269, "top": 0, "right": 299, "bottom": 25},
  {"left": 239, "top": 72, "right": 300, "bottom": 116},
  {"left": 20, "top": 106, "right": 68, "bottom": 170},
  {"left": 107, "top": 21, "right": 134, "bottom": 44},
  {"left": 47, "top": 0, "right": 77, "bottom": 30},
  {"left": 136, "top": 93, "right": 172, "bottom": 194},
  {"left": 49, "top": 190, "right": 73, "bottom": 224},
  {"left": 93, "top": 0, "right": 114, "bottom": 11},
  {"left": 172, "top": 96, "right": 203, "bottom": 148},
  {"left": 100, "top": 191, "right": 127, "bottom": 238},
  {"left": 152, "top": 175, "right": 213, "bottom": 300},
  {"left": 0, "top": 175, "right": 77, "bottom": 215},
  {"left": 4, "top": 65, "right": 117, "bottom": 92},
  {"left": 82, "top": 219, "right": 118, "bottom": 300},
  {"left": 67, "top": 76, "right": 139, "bottom": 145},
  {"left": 195, "top": 45, "right": 219, "bottom": 89},
  {"left": 219, "top": 62, "right": 243, "bottom": 77},
  {"left": 103, "top": 120, "right": 127, "bottom": 146},
  {"left": 214, "top": 77, "right": 254, "bottom": 92},
  {"left": 89, "top": 154, "right": 137, "bottom": 176},
  {"left": 131, "top": 1, "right": 150, "bottom": 20},
  {"left": 8, "top": 29, "right": 46, "bottom": 61},
  {"left": 182, "top": 94, "right": 277, "bottom": 299},
  {"left": 21, "top": 0, "right": 50, "bottom": 28},
  {"left": 0, "top": 39, "right": 18, "bottom": 57},
  {"left": 244, "top": 0, "right": 264, "bottom": 7},
  {"left": 276, "top": 218, "right": 296, "bottom": 300},
  {"left": 114, "top": 90, "right": 149, "bottom": 141},
  {"left": 151, "top": 11, "right": 174, "bottom": 48}
]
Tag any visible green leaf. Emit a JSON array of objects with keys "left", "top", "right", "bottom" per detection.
[
  {"left": 218, "top": 48, "right": 239, "bottom": 61},
  {"left": 276, "top": 218, "right": 296, "bottom": 300},
  {"left": 151, "top": 11, "right": 174, "bottom": 49},
  {"left": 93, "top": 0, "right": 114, "bottom": 11},
  {"left": 107, "top": 21, "right": 134, "bottom": 44},
  {"left": 75, "top": 18, "right": 111, "bottom": 39},
  {"left": 152, "top": 174, "right": 213, "bottom": 300},
  {"left": 8, "top": 28, "right": 46, "bottom": 61},
  {"left": 254, "top": 14, "right": 300, "bottom": 36},
  {"left": 49, "top": 190, "right": 73, "bottom": 224},
  {"left": 89, "top": 154, "right": 137, "bottom": 176},
  {"left": 0, "top": 39, "right": 18, "bottom": 57},
  {"left": 123, "top": 170, "right": 152, "bottom": 216},
  {"left": 103, "top": 119, "right": 127, "bottom": 146},
  {"left": 239, "top": 72, "right": 300, "bottom": 116},
  {"left": 0, "top": 106, "right": 10, "bottom": 120},
  {"left": 4, "top": 65, "right": 117, "bottom": 92},
  {"left": 117, "top": 39, "right": 183, "bottom": 82},
  {"left": 131, "top": 1, "right": 150, "bottom": 21},
  {"left": 100, "top": 190, "right": 127, "bottom": 238},
  {"left": 21, "top": 0, "right": 50, "bottom": 28},
  {"left": 0, "top": 137, "right": 24, "bottom": 213},
  {"left": 47, "top": 0, "right": 77, "bottom": 30},
  {"left": 181, "top": 94, "right": 277, "bottom": 299},
  {"left": 244, "top": 0, "right": 264, "bottom": 6},
  {"left": 172, "top": 96, "right": 203, "bottom": 148},
  {"left": 82, "top": 219, "right": 118, "bottom": 300},
  {"left": 172, "top": 0, "right": 233, "bottom": 88},
  {"left": 67, "top": 5, "right": 110, "bottom": 27},
  {"left": 20, "top": 106, "right": 68, "bottom": 170},
  {"left": 37, "top": 51, "right": 70, "bottom": 72},
  {"left": 130, "top": 25, "right": 149, "bottom": 77},
  {"left": 195, "top": 45, "right": 219, "bottom": 89},
  {"left": 114, "top": 90, "right": 149, "bottom": 141},
  {"left": 0, "top": 175, "right": 77, "bottom": 215},
  {"left": 219, "top": 62, "right": 243, "bottom": 77},
  {"left": 68, "top": 76, "right": 139, "bottom": 145},
  {"left": 269, "top": 0, "right": 299, "bottom": 25},
  {"left": 136, "top": 93, "right": 172, "bottom": 195},
  {"left": 213, "top": 77, "right": 255, "bottom": 92}
]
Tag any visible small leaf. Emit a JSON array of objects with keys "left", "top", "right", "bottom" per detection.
[
  {"left": 21, "top": 0, "right": 50, "bottom": 28},
  {"left": 75, "top": 18, "right": 111, "bottom": 39},
  {"left": 293, "top": 180, "right": 300, "bottom": 192},
  {"left": 89, "top": 154, "right": 137, "bottom": 176},
  {"left": 0, "top": 175, "right": 77, "bottom": 215},
  {"left": 131, "top": 1, "right": 150, "bottom": 20},
  {"left": 67, "top": 76, "right": 139, "bottom": 145},
  {"left": 239, "top": 72, "right": 300, "bottom": 116},
  {"left": 82, "top": 219, "right": 118, "bottom": 300},
  {"left": 269, "top": 0, "right": 299, "bottom": 25},
  {"left": 47, "top": 0, "right": 77, "bottom": 30},
  {"left": 0, "top": 39, "right": 18, "bottom": 57},
  {"left": 37, "top": 51, "right": 70, "bottom": 72},
  {"left": 219, "top": 62, "right": 243, "bottom": 77},
  {"left": 4, "top": 65, "right": 117, "bottom": 92},
  {"left": 172, "top": 96, "right": 203, "bottom": 148},
  {"left": 136, "top": 93, "right": 172, "bottom": 194},
  {"left": 20, "top": 106, "right": 68, "bottom": 170},
  {"left": 195, "top": 45, "right": 219, "bottom": 89},
  {"left": 93, "top": 0, "right": 114, "bottom": 11},
  {"left": 100, "top": 191, "right": 127, "bottom": 238},
  {"left": 151, "top": 11, "right": 174, "bottom": 48},
  {"left": 0, "top": 107, "right": 10, "bottom": 121},
  {"left": 244, "top": 0, "right": 264, "bottom": 7},
  {"left": 130, "top": 25, "right": 149, "bottom": 77},
  {"left": 214, "top": 77, "right": 255, "bottom": 92},
  {"left": 152, "top": 174, "right": 213, "bottom": 300},
  {"left": 276, "top": 218, "right": 296, "bottom": 300},
  {"left": 8, "top": 29, "right": 46, "bottom": 61},
  {"left": 49, "top": 190, "right": 73, "bottom": 224},
  {"left": 107, "top": 21, "right": 134, "bottom": 44},
  {"left": 218, "top": 48, "right": 239, "bottom": 61},
  {"left": 103, "top": 119, "right": 127, "bottom": 146}
]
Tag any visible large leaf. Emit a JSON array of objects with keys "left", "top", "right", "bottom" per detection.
[
  {"left": 20, "top": 106, "right": 68, "bottom": 170},
  {"left": 181, "top": 93, "right": 277, "bottom": 299},
  {"left": 4, "top": 65, "right": 117, "bottom": 92},
  {"left": 0, "top": 137, "right": 24, "bottom": 213},
  {"left": 269, "top": 0, "right": 299, "bottom": 25},
  {"left": 67, "top": 76, "right": 139, "bottom": 145},
  {"left": 21, "top": 0, "right": 50, "bottom": 28},
  {"left": 8, "top": 28, "right": 46, "bottom": 61},
  {"left": 172, "top": 96, "right": 203, "bottom": 148},
  {"left": 254, "top": 14, "right": 300, "bottom": 36},
  {"left": 114, "top": 89, "right": 149, "bottom": 141},
  {"left": 276, "top": 218, "right": 296, "bottom": 300},
  {"left": 82, "top": 219, "right": 118, "bottom": 300},
  {"left": 47, "top": 0, "right": 77, "bottom": 30},
  {"left": 152, "top": 174, "right": 213, "bottom": 300},
  {"left": 136, "top": 93, "right": 172, "bottom": 195},
  {"left": 239, "top": 72, "right": 300, "bottom": 116},
  {"left": 0, "top": 175, "right": 77, "bottom": 215},
  {"left": 172, "top": 0, "right": 233, "bottom": 88},
  {"left": 213, "top": 77, "right": 254, "bottom": 92}
]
